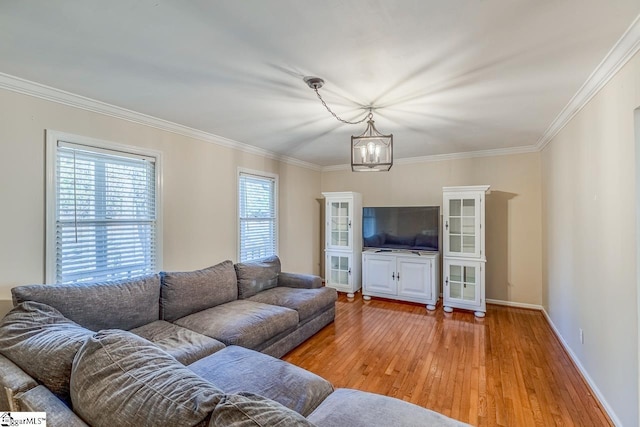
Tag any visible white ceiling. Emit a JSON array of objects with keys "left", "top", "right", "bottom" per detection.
[{"left": 1, "top": 1, "right": 639, "bottom": 167}]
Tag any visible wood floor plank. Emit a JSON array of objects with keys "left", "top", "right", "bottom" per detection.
[{"left": 283, "top": 293, "right": 613, "bottom": 426}]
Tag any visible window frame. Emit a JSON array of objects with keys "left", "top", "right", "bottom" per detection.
[
  {"left": 237, "top": 168, "right": 278, "bottom": 263},
  {"left": 45, "top": 130, "right": 163, "bottom": 284}
]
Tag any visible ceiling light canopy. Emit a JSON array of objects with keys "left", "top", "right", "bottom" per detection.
[{"left": 305, "top": 77, "right": 393, "bottom": 172}]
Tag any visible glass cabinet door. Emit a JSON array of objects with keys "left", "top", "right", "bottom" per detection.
[
  {"left": 327, "top": 253, "right": 352, "bottom": 287},
  {"left": 327, "top": 200, "right": 351, "bottom": 249},
  {"left": 445, "top": 261, "right": 480, "bottom": 305},
  {"left": 444, "top": 194, "right": 481, "bottom": 257}
]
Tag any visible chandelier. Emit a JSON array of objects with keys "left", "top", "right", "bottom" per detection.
[{"left": 304, "top": 77, "right": 393, "bottom": 172}]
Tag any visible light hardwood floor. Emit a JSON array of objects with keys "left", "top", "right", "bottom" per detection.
[{"left": 283, "top": 293, "right": 612, "bottom": 427}]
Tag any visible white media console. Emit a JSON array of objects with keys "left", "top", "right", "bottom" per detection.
[{"left": 362, "top": 249, "right": 440, "bottom": 310}]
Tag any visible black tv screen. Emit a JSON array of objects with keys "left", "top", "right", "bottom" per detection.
[{"left": 362, "top": 206, "right": 440, "bottom": 251}]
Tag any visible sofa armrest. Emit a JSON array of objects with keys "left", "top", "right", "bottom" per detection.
[
  {"left": 278, "top": 272, "right": 322, "bottom": 289},
  {"left": 16, "top": 385, "right": 89, "bottom": 427},
  {"left": 0, "top": 353, "right": 38, "bottom": 411}
]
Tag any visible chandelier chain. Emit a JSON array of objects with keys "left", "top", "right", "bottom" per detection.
[{"left": 313, "top": 88, "right": 372, "bottom": 125}]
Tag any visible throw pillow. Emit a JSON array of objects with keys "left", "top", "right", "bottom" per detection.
[
  {"left": 235, "top": 256, "right": 281, "bottom": 299},
  {"left": 71, "top": 329, "right": 224, "bottom": 427},
  {"left": 209, "top": 392, "right": 313, "bottom": 427},
  {"left": 0, "top": 301, "right": 94, "bottom": 401},
  {"left": 161, "top": 260, "right": 238, "bottom": 322}
]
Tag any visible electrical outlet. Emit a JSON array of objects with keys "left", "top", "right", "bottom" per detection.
[{"left": 579, "top": 328, "right": 584, "bottom": 344}]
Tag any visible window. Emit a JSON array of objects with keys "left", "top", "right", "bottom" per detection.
[
  {"left": 238, "top": 170, "right": 277, "bottom": 262},
  {"left": 46, "top": 131, "right": 162, "bottom": 284}
]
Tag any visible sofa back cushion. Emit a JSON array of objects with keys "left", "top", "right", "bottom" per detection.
[
  {"left": 11, "top": 275, "right": 161, "bottom": 331},
  {"left": 160, "top": 260, "right": 238, "bottom": 322},
  {"left": 235, "top": 256, "right": 281, "bottom": 299},
  {"left": 0, "top": 302, "right": 94, "bottom": 401},
  {"left": 71, "top": 329, "right": 224, "bottom": 427}
]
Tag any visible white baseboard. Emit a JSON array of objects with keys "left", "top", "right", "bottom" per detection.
[
  {"left": 485, "top": 298, "right": 543, "bottom": 310},
  {"left": 541, "top": 309, "right": 622, "bottom": 427},
  {"left": 485, "top": 298, "right": 621, "bottom": 425}
]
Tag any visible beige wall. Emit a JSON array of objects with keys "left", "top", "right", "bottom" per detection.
[
  {"left": 321, "top": 152, "right": 543, "bottom": 306},
  {"left": 0, "top": 88, "right": 322, "bottom": 315},
  {"left": 541, "top": 52, "right": 640, "bottom": 426}
]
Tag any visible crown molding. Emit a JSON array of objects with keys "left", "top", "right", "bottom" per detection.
[
  {"left": 321, "top": 144, "right": 539, "bottom": 172},
  {"left": 0, "top": 72, "right": 323, "bottom": 172},
  {"left": 536, "top": 14, "right": 640, "bottom": 151},
  {"left": 3, "top": 7, "right": 639, "bottom": 174},
  {"left": 395, "top": 145, "right": 540, "bottom": 165}
]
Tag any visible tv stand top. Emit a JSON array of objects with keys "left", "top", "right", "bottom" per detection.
[{"left": 365, "top": 248, "right": 439, "bottom": 256}]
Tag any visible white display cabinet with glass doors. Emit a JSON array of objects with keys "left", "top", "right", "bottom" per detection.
[
  {"left": 322, "top": 192, "right": 362, "bottom": 297},
  {"left": 442, "top": 185, "right": 489, "bottom": 317}
]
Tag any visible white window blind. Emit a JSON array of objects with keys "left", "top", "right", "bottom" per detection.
[
  {"left": 238, "top": 171, "right": 277, "bottom": 262},
  {"left": 52, "top": 141, "right": 158, "bottom": 284}
]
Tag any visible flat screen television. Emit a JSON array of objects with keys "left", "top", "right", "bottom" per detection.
[{"left": 362, "top": 206, "right": 440, "bottom": 251}]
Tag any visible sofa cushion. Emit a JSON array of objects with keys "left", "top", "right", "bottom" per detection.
[
  {"left": 235, "top": 256, "right": 281, "bottom": 299},
  {"left": 308, "top": 388, "right": 472, "bottom": 427},
  {"left": 189, "top": 345, "right": 333, "bottom": 416},
  {"left": 130, "top": 320, "right": 225, "bottom": 365},
  {"left": 161, "top": 260, "right": 238, "bottom": 322},
  {"left": 174, "top": 300, "right": 298, "bottom": 349},
  {"left": 11, "top": 275, "right": 161, "bottom": 331},
  {"left": 248, "top": 287, "right": 337, "bottom": 322},
  {"left": 0, "top": 302, "right": 93, "bottom": 400},
  {"left": 71, "top": 330, "right": 224, "bottom": 427},
  {"left": 209, "top": 392, "right": 313, "bottom": 427}
]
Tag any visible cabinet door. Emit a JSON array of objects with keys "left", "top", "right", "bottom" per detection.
[
  {"left": 443, "top": 193, "right": 481, "bottom": 258},
  {"left": 444, "top": 259, "right": 481, "bottom": 307},
  {"left": 396, "top": 256, "right": 431, "bottom": 299},
  {"left": 326, "top": 252, "right": 352, "bottom": 289},
  {"left": 363, "top": 254, "right": 396, "bottom": 295},
  {"left": 326, "top": 199, "right": 352, "bottom": 250}
]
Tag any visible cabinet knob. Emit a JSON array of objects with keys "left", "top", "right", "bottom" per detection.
[
  {"left": 348, "top": 268, "right": 351, "bottom": 275},
  {"left": 392, "top": 272, "right": 395, "bottom": 280},
  {"left": 397, "top": 272, "right": 400, "bottom": 280},
  {"left": 445, "top": 277, "right": 449, "bottom": 286},
  {"left": 445, "top": 220, "right": 448, "bottom": 230}
]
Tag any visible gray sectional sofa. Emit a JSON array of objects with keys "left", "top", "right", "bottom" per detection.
[{"left": 0, "top": 256, "right": 469, "bottom": 427}]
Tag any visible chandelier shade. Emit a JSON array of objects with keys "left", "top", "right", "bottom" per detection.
[{"left": 351, "top": 119, "right": 393, "bottom": 172}]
